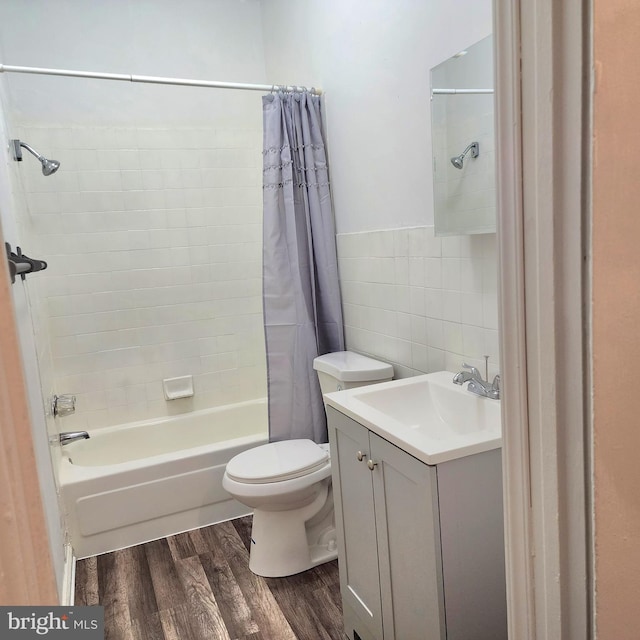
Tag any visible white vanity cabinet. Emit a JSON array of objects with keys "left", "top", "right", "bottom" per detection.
[{"left": 327, "top": 406, "right": 507, "bottom": 640}]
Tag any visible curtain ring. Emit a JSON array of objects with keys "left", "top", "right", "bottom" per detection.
[{"left": 270, "top": 84, "right": 275, "bottom": 94}]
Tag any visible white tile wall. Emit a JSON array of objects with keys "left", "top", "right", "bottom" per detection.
[
  {"left": 13, "top": 124, "right": 266, "bottom": 430},
  {"left": 337, "top": 226, "right": 500, "bottom": 380}
]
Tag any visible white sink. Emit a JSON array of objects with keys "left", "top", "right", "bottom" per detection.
[{"left": 324, "top": 371, "right": 502, "bottom": 465}]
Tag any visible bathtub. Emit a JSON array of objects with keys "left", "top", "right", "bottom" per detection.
[{"left": 59, "top": 399, "right": 268, "bottom": 559}]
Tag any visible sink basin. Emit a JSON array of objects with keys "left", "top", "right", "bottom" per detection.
[{"left": 324, "top": 371, "right": 501, "bottom": 465}]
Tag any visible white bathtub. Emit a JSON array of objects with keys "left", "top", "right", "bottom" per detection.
[{"left": 59, "top": 399, "right": 268, "bottom": 558}]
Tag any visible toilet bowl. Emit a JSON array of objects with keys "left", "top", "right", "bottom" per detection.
[{"left": 222, "top": 351, "right": 393, "bottom": 578}]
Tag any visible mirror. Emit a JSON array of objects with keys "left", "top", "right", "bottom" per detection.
[{"left": 430, "top": 35, "right": 495, "bottom": 236}]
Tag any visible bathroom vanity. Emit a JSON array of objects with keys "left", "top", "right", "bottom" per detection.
[{"left": 325, "top": 372, "right": 507, "bottom": 640}]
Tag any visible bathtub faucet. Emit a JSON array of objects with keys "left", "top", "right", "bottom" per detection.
[{"left": 59, "top": 431, "right": 90, "bottom": 445}]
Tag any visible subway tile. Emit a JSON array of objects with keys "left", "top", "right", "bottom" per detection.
[
  {"left": 462, "top": 324, "right": 485, "bottom": 359},
  {"left": 408, "top": 257, "right": 425, "bottom": 287},
  {"left": 164, "top": 188, "right": 186, "bottom": 208},
  {"left": 74, "top": 149, "right": 100, "bottom": 170},
  {"left": 444, "top": 351, "right": 466, "bottom": 375},
  {"left": 443, "top": 321, "right": 464, "bottom": 354},
  {"left": 411, "top": 344, "right": 429, "bottom": 372},
  {"left": 393, "top": 229, "right": 410, "bottom": 257},
  {"left": 410, "top": 287, "right": 426, "bottom": 316},
  {"left": 118, "top": 149, "right": 140, "bottom": 170},
  {"left": 141, "top": 170, "right": 165, "bottom": 190},
  {"left": 427, "top": 347, "right": 446, "bottom": 372},
  {"left": 482, "top": 257, "right": 498, "bottom": 294},
  {"left": 166, "top": 209, "right": 188, "bottom": 228},
  {"left": 442, "top": 258, "right": 461, "bottom": 290},
  {"left": 442, "top": 236, "right": 462, "bottom": 257},
  {"left": 138, "top": 149, "right": 165, "bottom": 170},
  {"left": 396, "top": 313, "right": 412, "bottom": 342},
  {"left": 424, "top": 258, "right": 442, "bottom": 289},
  {"left": 27, "top": 192, "right": 61, "bottom": 215},
  {"left": 483, "top": 292, "right": 499, "bottom": 330},
  {"left": 442, "top": 291, "right": 461, "bottom": 323},
  {"left": 426, "top": 318, "right": 445, "bottom": 350},
  {"left": 105, "top": 387, "right": 127, "bottom": 407},
  {"left": 410, "top": 314, "right": 428, "bottom": 345},
  {"left": 425, "top": 228, "right": 442, "bottom": 258},
  {"left": 181, "top": 169, "right": 203, "bottom": 189},
  {"left": 394, "top": 257, "right": 409, "bottom": 285},
  {"left": 98, "top": 149, "right": 121, "bottom": 171},
  {"left": 460, "top": 258, "right": 484, "bottom": 293},
  {"left": 425, "top": 288, "right": 443, "bottom": 319},
  {"left": 459, "top": 292, "right": 484, "bottom": 327},
  {"left": 483, "top": 328, "right": 500, "bottom": 360}
]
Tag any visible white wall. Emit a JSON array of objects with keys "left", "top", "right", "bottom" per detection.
[
  {"left": 0, "top": 1, "right": 269, "bottom": 429},
  {"left": 0, "top": 0, "right": 267, "bottom": 126},
  {"left": 261, "top": 1, "right": 498, "bottom": 376},
  {"left": 261, "top": 0, "right": 493, "bottom": 233}
]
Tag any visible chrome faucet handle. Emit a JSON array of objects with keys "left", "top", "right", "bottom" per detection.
[
  {"left": 492, "top": 374, "right": 501, "bottom": 391},
  {"left": 52, "top": 394, "right": 76, "bottom": 418},
  {"left": 461, "top": 363, "right": 482, "bottom": 379}
]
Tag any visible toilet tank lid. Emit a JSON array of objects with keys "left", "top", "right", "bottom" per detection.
[
  {"left": 225, "top": 439, "right": 329, "bottom": 484},
  {"left": 313, "top": 351, "right": 394, "bottom": 382}
]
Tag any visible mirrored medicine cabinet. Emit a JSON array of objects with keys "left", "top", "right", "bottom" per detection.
[{"left": 430, "top": 35, "right": 496, "bottom": 236}]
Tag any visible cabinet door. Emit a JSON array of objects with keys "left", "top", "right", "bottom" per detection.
[
  {"left": 328, "top": 408, "right": 383, "bottom": 640},
  {"left": 370, "top": 433, "right": 446, "bottom": 640}
]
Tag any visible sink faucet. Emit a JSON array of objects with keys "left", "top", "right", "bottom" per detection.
[
  {"left": 59, "top": 431, "right": 90, "bottom": 445},
  {"left": 453, "top": 363, "right": 500, "bottom": 400}
]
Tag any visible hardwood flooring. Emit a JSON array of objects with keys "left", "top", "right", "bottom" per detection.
[{"left": 75, "top": 516, "right": 345, "bottom": 640}]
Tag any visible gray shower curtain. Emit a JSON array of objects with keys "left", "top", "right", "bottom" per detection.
[{"left": 262, "top": 91, "right": 344, "bottom": 444}]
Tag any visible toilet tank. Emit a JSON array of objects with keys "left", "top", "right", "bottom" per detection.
[{"left": 313, "top": 351, "right": 394, "bottom": 395}]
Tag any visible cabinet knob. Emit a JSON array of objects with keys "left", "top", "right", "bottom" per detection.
[
  {"left": 356, "top": 451, "right": 366, "bottom": 462},
  {"left": 367, "top": 459, "right": 378, "bottom": 471}
]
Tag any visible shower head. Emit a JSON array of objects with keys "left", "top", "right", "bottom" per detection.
[
  {"left": 11, "top": 139, "right": 60, "bottom": 176},
  {"left": 40, "top": 156, "right": 60, "bottom": 176},
  {"left": 451, "top": 155, "right": 465, "bottom": 170},
  {"left": 450, "top": 141, "right": 479, "bottom": 170}
]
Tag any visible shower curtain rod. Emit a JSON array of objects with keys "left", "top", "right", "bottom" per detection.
[
  {"left": 0, "top": 63, "right": 321, "bottom": 95},
  {"left": 432, "top": 88, "right": 493, "bottom": 95}
]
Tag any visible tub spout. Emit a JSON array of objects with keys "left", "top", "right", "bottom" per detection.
[{"left": 59, "top": 431, "right": 89, "bottom": 445}]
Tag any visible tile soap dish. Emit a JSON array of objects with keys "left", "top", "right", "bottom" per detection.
[{"left": 163, "top": 375, "right": 194, "bottom": 400}]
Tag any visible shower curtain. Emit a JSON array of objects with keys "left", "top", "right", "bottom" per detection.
[{"left": 262, "top": 91, "right": 344, "bottom": 443}]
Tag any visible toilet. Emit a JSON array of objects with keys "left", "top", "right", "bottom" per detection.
[{"left": 222, "top": 351, "right": 393, "bottom": 577}]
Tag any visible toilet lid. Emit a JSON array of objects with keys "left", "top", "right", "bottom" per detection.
[{"left": 226, "top": 439, "right": 329, "bottom": 484}]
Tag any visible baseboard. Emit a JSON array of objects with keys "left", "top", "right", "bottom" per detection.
[{"left": 60, "top": 543, "right": 75, "bottom": 605}]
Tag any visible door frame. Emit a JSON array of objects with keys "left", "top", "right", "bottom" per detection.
[
  {"left": 495, "top": 0, "right": 592, "bottom": 638},
  {"left": 0, "top": 220, "right": 58, "bottom": 604}
]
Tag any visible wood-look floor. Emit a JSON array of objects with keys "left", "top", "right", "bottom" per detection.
[{"left": 75, "top": 516, "right": 345, "bottom": 640}]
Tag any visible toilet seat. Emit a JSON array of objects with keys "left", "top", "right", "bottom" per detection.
[{"left": 225, "top": 439, "right": 329, "bottom": 484}]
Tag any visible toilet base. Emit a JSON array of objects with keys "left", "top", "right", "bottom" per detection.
[{"left": 248, "top": 482, "right": 337, "bottom": 577}]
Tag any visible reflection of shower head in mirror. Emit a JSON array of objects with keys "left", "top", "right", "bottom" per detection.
[
  {"left": 451, "top": 155, "right": 465, "bottom": 170},
  {"left": 450, "top": 141, "right": 479, "bottom": 170}
]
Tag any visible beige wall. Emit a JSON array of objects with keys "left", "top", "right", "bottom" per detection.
[{"left": 593, "top": 0, "right": 640, "bottom": 636}]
